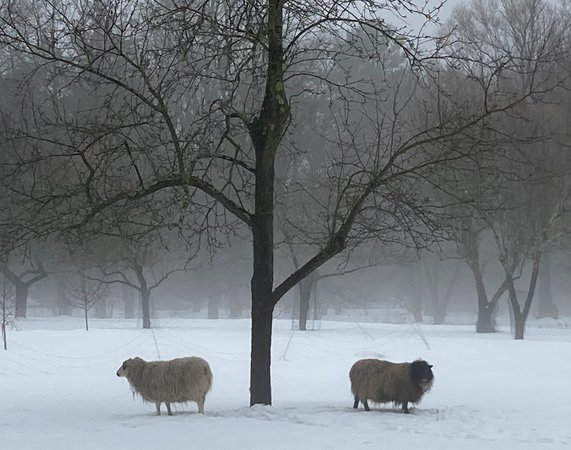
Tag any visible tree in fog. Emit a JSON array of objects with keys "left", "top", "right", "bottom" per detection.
[
  {"left": 0, "top": 248, "right": 47, "bottom": 318},
  {"left": 79, "top": 228, "right": 187, "bottom": 329},
  {"left": 62, "top": 267, "right": 108, "bottom": 331},
  {"left": 0, "top": 0, "right": 559, "bottom": 404},
  {"left": 444, "top": 0, "right": 571, "bottom": 336}
]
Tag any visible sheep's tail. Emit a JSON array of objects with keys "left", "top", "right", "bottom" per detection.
[{"left": 204, "top": 363, "right": 213, "bottom": 392}]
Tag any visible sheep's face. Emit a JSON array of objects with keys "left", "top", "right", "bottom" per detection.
[
  {"left": 410, "top": 360, "right": 434, "bottom": 388},
  {"left": 116, "top": 358, "right": 140, "bottom": 377}
]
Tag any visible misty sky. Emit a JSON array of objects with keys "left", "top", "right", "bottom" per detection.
[{"left": 383, "top": 0, "right": 464, "bottom": 31}]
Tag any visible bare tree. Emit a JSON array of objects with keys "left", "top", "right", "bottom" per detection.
[
  {"left": 1, "top": 0, "right": 561, "bottom": 404},
  {"left": 84, "top": 233, "right": 184, "bottom": 329},
  {"left": 63, "top": 268, "right": 108, "bottom": 331},
  {"left": 0, "top": 250, "right": 47, "bottom": 318},
  {"left": 442, "top": 0, "right": 571, "bottom": 335},
  {"left": 455, "top": 216, "right": 508, "bottom": 333},
  {"left": 490, "top": 161, "right": 571, "bottom": 339}
]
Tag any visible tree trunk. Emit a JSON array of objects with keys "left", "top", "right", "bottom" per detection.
[
  {"left": 141, "top": 289, "right": 151, "bottom": 329},
  {"left": 513, "top": 314, "right": 525, "bottom": 340},
  {"left": 250, "top": 300, "right": 274, "bottom": 406},
  {"left": 476, "top": 302, "right": 496, "bottom": 333},
  {"left": 14, "top": 281, "right": 29, "bottom": 319},
  {"left": 132, "top": 264, "right": 151, "bottom": 329},
  {"left": 506, "top": 257, "right": 540, "bottom": 341},
  {"left": 298, "top": 277, "right": 312, "bottom": 331},
  {"left": 470, "top": 263, "right": 496, "bottom": 333},
  {"left": 249, "top": 130, "right": 277, "bottom": 405},
  {"left": 249, "top": 204, "right": 276, "bottom": 405},
  {"left": 248, "top": 0, "right": 289, "bottom": 406},
  {"left": 475, "top": 277, "right": 496, "bottom": 333},
  {"left": 84, "top": 301, "right": 89, "bottom": 331}
]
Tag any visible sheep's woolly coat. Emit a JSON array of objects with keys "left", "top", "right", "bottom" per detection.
[
  {"left": 117, "top": 356, "right": 212, "bottom": 415},
  {"left": 349, "top": 359, "right": 433, "bottom": 413}
]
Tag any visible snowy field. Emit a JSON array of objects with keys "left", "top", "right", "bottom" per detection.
[{"left": 1, "top": 316, "right": 570, "bottom": 450}]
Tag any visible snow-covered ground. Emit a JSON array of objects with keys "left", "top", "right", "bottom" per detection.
[{"left": 1, "top": 316, "right": 570, "bottom": 450}]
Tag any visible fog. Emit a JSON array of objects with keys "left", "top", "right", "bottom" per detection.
[
  {"left": 15, "top": 236, "right": 571, "bottom": 326},
  {"left": 1, "top": 0, "right": 571, "bottom": 417}
]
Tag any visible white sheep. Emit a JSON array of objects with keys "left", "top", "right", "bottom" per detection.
[{"left": 117, "top": 356, "right": 213, "bottom": 415}]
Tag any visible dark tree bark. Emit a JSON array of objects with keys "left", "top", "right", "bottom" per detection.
[
  {"left": 249, "top": 302, "right": 275, "bottom": 405},
  {"left": 247, "top": 0, "right": 290, "bottom": 406}
]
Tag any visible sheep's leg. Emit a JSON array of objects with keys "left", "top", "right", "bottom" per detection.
[
  {"left": 363, "top": 399, "right": 370, "bottom": 411},
  {"left": 402, "top": 402, "right": 409, "bottom": 414},
  {"left": 197, "top": 396, "right": 205, "bottom": 414},
  {"left": 353, "top": 396, "right": 359, "bottom": 409},
  {"left": 155, "top": 402, "right": 161, "bottom": 416},
  {"left": 166, "top": 403, "right": 173, "bottom": 416}
]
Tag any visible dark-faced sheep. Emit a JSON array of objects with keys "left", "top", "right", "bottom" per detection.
[
  {"left": 349, "top": 358, "right": 434, "bottom": 413},
  {"left": 117, "top": 356, "right": 213, "bottom": 415}
]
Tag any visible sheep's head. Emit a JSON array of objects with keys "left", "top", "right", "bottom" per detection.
[
  {"left": 410, "top": 360, "right": 434, "bottom": 389},
  {"left": 116, "top": 357, "right": 143, "bottom": 377}
]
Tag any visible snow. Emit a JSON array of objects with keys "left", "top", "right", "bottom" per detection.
[{"left": 2, "top": 317, "right": 570, "bottom": 450}]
